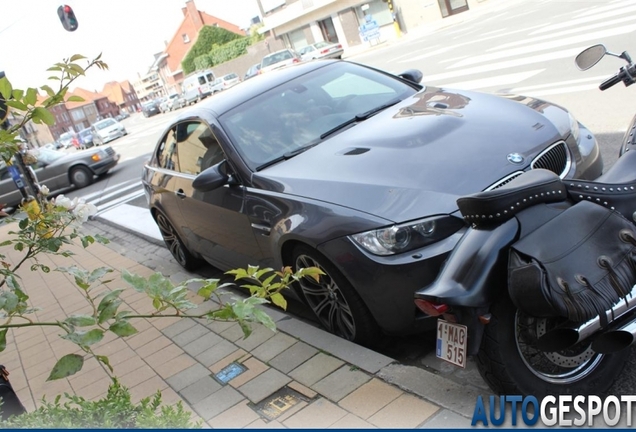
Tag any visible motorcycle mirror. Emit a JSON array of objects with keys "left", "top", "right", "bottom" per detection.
[{"left": 575, "top": 44, "right": 607, "bottom": 71}]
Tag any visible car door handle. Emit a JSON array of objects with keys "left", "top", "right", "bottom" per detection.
[{"left": 176, "top": 189, "right": 186, "bottom": 199}]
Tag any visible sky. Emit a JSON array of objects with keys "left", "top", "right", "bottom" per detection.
[{"left": 0, "top": 0, "right": 261, "bottom": 92}]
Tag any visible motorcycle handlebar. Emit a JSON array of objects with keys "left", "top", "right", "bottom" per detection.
[{"left": 599, "top": 72, "right": 622, "bottom": 91}]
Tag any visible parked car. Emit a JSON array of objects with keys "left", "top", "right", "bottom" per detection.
[
  {"left": 210, "top": 73, "right": 241, "bottom": 94},
  {"left": 77, "top": 128, "right": 94, "bottom": 149},
  {"left": 0, "top": 146, "right": 119, "bottom": 210},
  {"left": 260, "top": 49, "right": 302, "bottom": 74},
  {"left": 142, "top": 101, "right": 161, "bottom": 117},
  {"left": 115, "top": 111, "right": 130, "bottom": 121},
  {"left": 141, "top": 60, "right": 602, "bottom": 346},
  {"left": 244, "top": 63, "right": 261, "bottom": 80},
  {"left": 91, "top": 118, "right": 127, "bottom": 145},
  {"left": 182, "top": 69, "right": 216, "bottom": 105},
  {"left": 299, "top": 41, "right": 344, "bottom": 61},
  {"left": 58, "top": 131, "right": 78, "bottom": 149},
  {"left": 163, "top": 93, "right": 186, "bottom": 111}
]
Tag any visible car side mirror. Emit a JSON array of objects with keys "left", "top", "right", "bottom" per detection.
[
  {"left": 398, "top": 69, "right": 424, "bottom": 84},
  {"left": 193, "top": 160, "right": 232, "bottom": 192}
]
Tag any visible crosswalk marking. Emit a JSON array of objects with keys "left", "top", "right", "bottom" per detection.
[
  {"left": 530, "top": 3, "right": 636, "bottom": 34},
  {"left": 437, "top": 69, "right": 544, "bottom": 91}
]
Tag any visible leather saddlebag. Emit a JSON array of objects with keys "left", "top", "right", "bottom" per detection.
[{"left": 508, "top": 200, "right": 636, "bottom": 322}]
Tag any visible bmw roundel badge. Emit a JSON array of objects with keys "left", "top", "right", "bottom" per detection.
[{"left": 507, "top": 153, "right": 524, "bottom": 164}]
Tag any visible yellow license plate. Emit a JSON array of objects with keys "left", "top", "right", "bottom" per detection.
[{"left": 436, "top": 319, "right": 468, "bottom": 368}]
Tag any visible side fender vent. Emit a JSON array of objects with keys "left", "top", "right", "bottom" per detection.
[{"left": 343, "top": 147, "right": 370, "bottom": 155}]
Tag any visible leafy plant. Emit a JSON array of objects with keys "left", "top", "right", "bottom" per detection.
[
  {"left": 0, "top": 379, "right": 199, "bottom": 428},
  {"left": 181, "top": 26, "right": 243, "bottom": 74}
]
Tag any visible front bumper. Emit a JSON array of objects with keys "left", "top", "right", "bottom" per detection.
[
  {"left": 317, "top": 229, "right": 466, "bottom": 335},
  {"left": 91, "top": 153, "right": 120, "bottom": 175}
]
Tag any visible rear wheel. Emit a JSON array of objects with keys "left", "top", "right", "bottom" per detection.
[
  {"left": 154, "top": 212, "right": 203, "bottom": 271},
  {"left": 477, "top": 296, "right": 629, "bottom": 396},
  {"left": 292, "top": 245, "right": 380, "bottom": 346},
  {"left": 70, "top": 166, "right": 93, "bottom": 189}
]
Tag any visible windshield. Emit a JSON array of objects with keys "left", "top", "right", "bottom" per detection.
[
  {"left": 220, "top": 62, "right": 418, "bottom": 170},
  {"left": 36, "top": 148, "right": 65, "bottom": 165},
  {"left": 262, "top": 51, "right": 293, "bottom": 67},
  {"left": 95, "top": 119, "right": 115, "bottom": 130},
  {"left": 314, "top": 41, "right": 331, "bottom": 49}
]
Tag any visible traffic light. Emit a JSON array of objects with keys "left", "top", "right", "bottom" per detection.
[{"left": 57, "top": 5, "right": 78, "bottom": 32}]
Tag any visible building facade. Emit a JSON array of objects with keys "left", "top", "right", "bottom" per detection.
[{"left": 102, "top": 81, "right": 142, "bottom": 114}]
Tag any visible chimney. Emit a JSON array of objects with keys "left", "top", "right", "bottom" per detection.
[{"left": 185, "top": 0, "right": 203, "bottom": 29}]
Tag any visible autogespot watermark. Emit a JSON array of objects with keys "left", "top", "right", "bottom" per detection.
[{"left": 471, "top": 395, "right": 636, "bottom": 427}]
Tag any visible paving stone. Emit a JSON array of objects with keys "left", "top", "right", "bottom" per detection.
[
  {"left": 207, "top": 400, "right": 261, "bottom": 428},
  {"left": 367, "top": 393, "right": 439, "bottom": 428},
  {"left": 244, "top": 419, "right": 285, "bottom": 429},
  {"left": 180, "top": 375, "right": 222, "bottom": 405},
  {"left": 193, "top": 386, "right": 245, "bottom": 421},
  {"left": 237, "top": 368, "right": 291, "bottom": 403},
  {"left": 234, "top": 323, "right": 276, "bottom": 351},
  {"left": 419, "top": 408, "right": 472, "bottom": 429},
  {"left": 167, "top": 363, "right": 214, "bottom": 392},
  {"left": 338, "top": 377, "right": 403, "bottom": 419},
  {"left": 195, "top": 339, "right": 239, "bottom": 367},
  {"left": 204, "top": 319, "right": 237, "bottom": 333},
  {"left": 162, "top": 318, "right": 197, "bottom": 338},
  {"left": 172, "top": 324, "right": 211, "bottom": 347},
  {"left": 282, "top": 397, "right": 348, "bottom": 428},
  {"left": 276, "top": 318, "right": 394, "bottom": 374},
  {"left": 220, "top": 323, "right": 246, "bottom": 342},
  {"left": 268, "top": 341, "right": 317, "bottom": 373},
  {"left": 250, "top": 332, "right": 297, "bottom": 363},
  {"left": 229, "top": 357, "right": 269, "bottom": 388},
  {"left": 330, "top": 413, "right": 376, "bottom": 428},
  {"left": 288, "top": 353, "right": 344, "bottom": 387},
  {"left": 311, "top": 365, "right": 371, "bottom": 402},
  {"left": 182, "top": 332, "right": 224, "bottom": 356}
]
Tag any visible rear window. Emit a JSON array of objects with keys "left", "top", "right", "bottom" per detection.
[
  {"left": 223, "top": 74, "right": 238, "bottom": 81},
  {"left": 262, "top": 51, "right": 293, "bottom": 67},
  {"left": 95, "top": 119, "right": 116, "bottom": 130}
]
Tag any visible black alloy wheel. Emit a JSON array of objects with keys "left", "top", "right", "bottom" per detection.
[
  {"left": 292, "top": 245, "right": 379, "bottom": 346},
  {"left": 154, "top": 212, "right": 203, "bottom": 271}
]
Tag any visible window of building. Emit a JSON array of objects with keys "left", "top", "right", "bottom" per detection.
[{"left": 182, "top": 34, "right": 190, "bottom": 43}]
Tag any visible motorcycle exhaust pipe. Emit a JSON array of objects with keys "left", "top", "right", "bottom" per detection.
[
  {"left": 536, "top": 285, "right": 636, "bottom": 352},
  {"left": 591, "top": 319, "right": 636, "bottom": 353}
]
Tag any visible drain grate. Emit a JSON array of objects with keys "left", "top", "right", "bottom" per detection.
[{"left": 250, "top": 387, "right": 308, "bottom": 421}]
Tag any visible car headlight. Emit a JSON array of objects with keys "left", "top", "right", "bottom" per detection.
[
  {"left": 568, "top": 112, "right": 580, "bottom": 143},
  {"left": 349, "top": 215, "right": 464, "bottom": 256}
]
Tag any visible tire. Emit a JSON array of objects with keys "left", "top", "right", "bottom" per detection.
[
  {"left": 292, "top": 245, "right": 380, "bottom": 346},
  {"left": 154, "top": 212, "right": 203, "bottom": 271},
  {"left": 70, "top": 166, "right": 94, "bottom": 189},
  {"left": 476, "top": 295, "right": 629, "bottom": 397}
]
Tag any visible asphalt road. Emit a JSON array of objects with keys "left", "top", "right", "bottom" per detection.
[{"left": 63, "top": 0, "right": 636, "bottom": 393}]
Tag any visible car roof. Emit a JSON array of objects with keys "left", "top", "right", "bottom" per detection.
[{"left": 183, "top": 60, "right": 338, "bottom": 117}]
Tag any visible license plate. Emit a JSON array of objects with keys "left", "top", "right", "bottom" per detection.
[{"left": 436, "top": 319, "right": 468, "bottom": 368}]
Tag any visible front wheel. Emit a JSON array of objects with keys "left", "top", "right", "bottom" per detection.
[
  {"left": 292, "top": 245, "right": 380, "bottom": 346},
  {"left": 476, "top": 296, "right": 629, "bottom": 397},
  {"left": 70, "top": 166, "right": 94, "bottom": 189}
]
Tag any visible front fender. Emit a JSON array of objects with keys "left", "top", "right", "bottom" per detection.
[{"left": 415, "top": 218, "right": 519, "bottom": 308}]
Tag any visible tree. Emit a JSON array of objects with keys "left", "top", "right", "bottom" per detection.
[{"left": 181, "top": 26, "right": 244, "bottom": 74}]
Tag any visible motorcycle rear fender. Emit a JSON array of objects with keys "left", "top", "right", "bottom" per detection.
[{"left": 414, "top": 217, "right": 519, "bottom": 308}]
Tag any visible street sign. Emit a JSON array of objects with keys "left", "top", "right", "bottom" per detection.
[{"left": 359, "top": 15, "right": 380, "bottom": 43}]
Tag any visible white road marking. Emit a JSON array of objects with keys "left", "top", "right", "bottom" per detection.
[
  {"left": 95, "top": 190, "right": 146, "bottom": 214},
  {"left": 507, "top": 75, "right": 609, "bottom": 92},
  {"left": 80, "top": 178, "right": 139, "bottom": 201},
  {"left": 530, "top": 3, "right": 636, "bottom": 34},
  {"left": 436, "top": 69, "right": 545, "bottom": 90}
]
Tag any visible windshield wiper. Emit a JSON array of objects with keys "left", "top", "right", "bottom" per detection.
[
  {"left": 255, "top": 144, "right": 317, "bottom": 171},
  {"left": 319, "top": 99, "right": 401, "bottom": 139}
]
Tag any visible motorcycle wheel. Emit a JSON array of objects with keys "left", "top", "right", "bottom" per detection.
[{"left": 477, "top": 295, "right": 629, "bottom": 397}]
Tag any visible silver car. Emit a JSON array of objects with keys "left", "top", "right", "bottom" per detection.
[
  {"left": 91, "top": 118, "right": 127, "bottom": 145},
  {"left": 0, "top": 147, "right": 120, "bottom": 210},
  {"left": 299, "top": 41, "right": 344, "bottom": 61}
]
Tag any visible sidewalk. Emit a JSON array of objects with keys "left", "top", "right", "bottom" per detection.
[{"left": 0, "top": 220, "right": 491, "bottom": 428}]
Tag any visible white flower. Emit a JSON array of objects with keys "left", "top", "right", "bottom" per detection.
[
  {"left": 39, "top": 184, "right": 50, "bottom": 196},
  {"left": 72, "top": 202, "right": 98, "bottom": 222},
  {"left": 54, "top": 195, "right": 73, "bottom": 210}
]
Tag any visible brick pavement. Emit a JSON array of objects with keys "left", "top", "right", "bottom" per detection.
[{"left": 0, "top": 220, "right": 491, "bottom": 428}]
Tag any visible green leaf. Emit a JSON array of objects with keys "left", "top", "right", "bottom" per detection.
[
  {"left": 11, "top": 89, "right": 24, "bottom": 101},
  {"left": 18, "top": 219, "right": 28, "bottom": 230},
  {"left": 98, "top": 300, "right": 121, "bottom": 324},
  {"left": 70, "top": 54, "right": 87, "bottom": 62},
  {"left": 88, "top": 267, "right": 112, "bottom": 284},
  {"left": 0, "top": 329, "right": 7, "bottom": 352},
  {"left": 270, "top": 293, "right": 287, "bottom": 310},
  {"left": 40, "top": 85, "right": 55, "bottom": 97},
  {"left": 238, "top": 320, "right": 252, "bottom": 339},
  {"left": 79, "top": 329, "right": 104, "bottom": 346},
  {"left": 66, "top": 95, "right": 84, "bottom": 102},
  {"left": 47, "top": 354, "right": 84, "bottom": 381},
  {"left": 97, "top": 289, "right": 123, "bottom": 312},
  {"left": 121, "top": 269, "right": 149, "bottom": 292},
  {"left": 109, "top": 321, "right": 138, "bottom": 337},
  {"left": 253, "top": 307, "right": 276, "bottom": 331},
  {"left": 95, "top": 354, "right": 113, "bottom": 373},
  {"left": 0, "top": 77, "right": 12, "bottom": 100},
  {"left": 226, "top": 268, "right": 249, "bottom": 280},
  {"left": 32, "top": 107, "right": 55, "bottom": 125},
  {"left": 25, "top": 87, "right": 37, "bottom": 106},
  {"left": 65, "top": 315, "right": 96, "bottom": 327},
  {"left": 5, "top": 100, "right": 28, "bottom": 111},
  {"left": 152, "top": 297, "right": 161, "bottom": 310},
  {"left": 5, "top": 275, "right": 20, "bottom": 291},
  {"left": 68, "top": 63, "right": 86, "bottom": 75}
]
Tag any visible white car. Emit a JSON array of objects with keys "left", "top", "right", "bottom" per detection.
[
  {"left": 210, "top": 73, "right": 241, "bottom": 94},
  {"left": 91, "top": 118, "right": 127, "bottom": 146},
  {"left": 260, "top": 49, "right": 302, "bottom": 74},
  {"left": 299, "top": 41, "right": 344, "bottom": 61}
]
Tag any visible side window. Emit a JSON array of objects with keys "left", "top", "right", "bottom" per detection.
[
  {"left": 206, "top": 73, "right": 214, "bottom": 83},
  {"left": 156, "top": 128, "right": 179, "bottom": 172},
  {"left": 175, "top": 122, "right": 224, "bottom": 175},
  {"left": 198, "top": 76, "right": 206, "bottom": 85}
]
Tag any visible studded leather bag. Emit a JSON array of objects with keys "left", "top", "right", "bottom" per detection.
[{"left": 508, "top": 200, "right": 636, "bottom": 323}]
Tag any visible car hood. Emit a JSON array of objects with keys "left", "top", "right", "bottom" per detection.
[{"left": 253, "top": 87, "right": 570, "bottom": 223}]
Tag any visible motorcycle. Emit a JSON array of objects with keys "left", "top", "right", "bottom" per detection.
[{"left": 414, "top": 44, "right": 636, "bottom": 397}]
